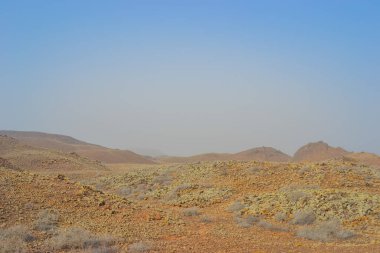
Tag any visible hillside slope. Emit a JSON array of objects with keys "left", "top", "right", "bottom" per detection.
[
  {"left": 0, "top": 135, "right": 107, "bottom": 172},
  {"left": 158, "top": 147, "right": 290, "bottom": 163},
  {"left": 0, "top": 131, "right": 155, "bottom": 164},
  {"left": 234, "top": 147, "right": 291, "bottom": 162},
  {"left": 293, "top": 141, "right": 349, "bottom": 162}
]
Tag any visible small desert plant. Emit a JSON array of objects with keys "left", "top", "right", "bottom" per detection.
[
  {"left": 234, "top": 215, "right": 259, "bottom": 228},
  {"left": 165, "top": 184, "right": 193, "bottom": 201},
  {"left": 297, "top": 219, "right": 355, "bottom": 242},
  {"left": 291, "top": 210, "right": 316, "bottom": 225},
  {"left": 118, "top": 187, "right": 132, "bottom": 196},
  {"left": 152, "top": 174, "right": 172, "bottom": 185},
  {"left": 226, "top": 201, "right": 245, "bottom": 213},
  {"left": 247, "top": 167, "right": 261, "bottom": 174},
  {"left": 298, "top": 166, "right": 310, "bottom": 175},
  {"left": 286, "top": 190, "right": 311, "bottom": 203},
  {"left": 90, "top": 246, "right": 119, "bottom": 253},
  {"left": 183, "top": 207, "right": 201, "bottom": 217},
  {"left": 274, "top": 212, "right": 287, "bottom": 222},
  {"left": 257, "top": 220, "right": 288, "bottom": 232},
  {"left": 0, "top": 225, "right": 34, "bottom": 253},
  {"left": 33, "top": 209, "right": 59, "bottom": 231},
  {"left": 49, "top": 227, "right": 115, "bottom": 250},
  {"left": 128, "top": 241, "right": 153, "bottom": 252},
  {"left": 200, "top": 215, "right": 213, "bottom": 223}
]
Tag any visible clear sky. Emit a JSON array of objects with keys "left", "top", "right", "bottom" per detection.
[{"left": 1, "top": 0, "right": 379, "bottom": 156}]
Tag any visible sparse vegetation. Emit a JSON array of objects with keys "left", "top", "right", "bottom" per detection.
[
  {"left": 297, "top": 219, "right": 356, "bottom": 242},
  {"left": 234, "top": 215, "right": 259, "bottom": 228},
  {"left": 183, "top": 207, "right": 201, "bottom": 217},
  {"left": 152, "top": 174, "right": 172, "bottom": 185},
  {"left": 227, "top": 201, "right": 245, "bottom": 213},
  {"left": 1, "top": 156, "right": 379, "bottom": 252},
  {"left": 275, "top": 212, "right": 287, "bottom": 222},
  {"left": 257, "top": 220, "right": 288, "bottom": 232},
  {"left": 166, "top": 184, "right": 232, "bottom": 207},
  {"left": 128, "top": 241, "right": 153, "bottom": 252},
  {"left": 285, "top": 190, "right": 311, "bottom": 203},
  {"left": 0, "top": 225, "right": 34, "bottom": 253},
  {"left": 49, "top": 227, "right": 115, "bottom": 250},
  {"left": 33, "top": 209, "right": 59, "bottom": 231},
  {"left": 118, "top": 187, "right": 132, "bottom": 196},
  {"left": 291, "top": 210, "right": 316, "bottom": 225},
  {"left": 200, "top": 215, "right": 213, "bottom": 223}
]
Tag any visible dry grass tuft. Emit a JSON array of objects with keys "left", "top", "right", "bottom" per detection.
[
  {"left": 33, "top": 209, "right": 59, "bottom": 231},
  {"left": 128, "top": 241, "right": 153, "bottom": 252},
  {"left": 183, "top": 207, "right": 201, "bottom": 217},
  {"left": 296, "top": 219, "right": 356, "bottom": 242},
  {"left": 291, "top": 210, "right": 316, "bottom": 225},
  {"left": 0, "top": 225, "right": 34, "bottom": 253},
  {"left": 49, "top": 227, "right": 115, "bottom": 250}
]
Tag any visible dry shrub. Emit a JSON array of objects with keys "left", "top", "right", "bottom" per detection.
[
  {"left": 234, "top": 215, "right": 259, "bottom": 228},
  {"left": 128, "top": 241, "right": 153, "bottom": 252},
  {"left": 49, "top": 227, "right": 115, "bottom": 250},
  {"left": 226, "top": 201, "right": 245, "bottom": 213},
  {"left": 291, "top": 210, "right": 316, "bottom": 225},
  {"left": 183, "top": 207, "right": 201, "bottom": 217},
  {"left": 286, "top": 190, "right": 311, "bottom": 203},
  {"left": 33, "top": 209, "right": 59, "bottom": 231},
  {"left": 297, "top": 219, "right": 356, "bottom": 242},
  {"left": 118, "top": 187, "right": 132, "bottom": 197},
  {"left": 257, "top": 220, "right": 288, "bottom": 232},
  {"left": 274, "top": 212, "right": 287, "bottom": 222},
  {"left": 200, "top": 215, "right": 213, "bottom": 223},
  {"left": 0, "top": 225, "right": 34, "bottom": 253},
  {"left": 152, "top": 174, "right": 172, "bottom": 185}
]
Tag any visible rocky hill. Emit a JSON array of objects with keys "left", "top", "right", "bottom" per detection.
[
  {"left": 293, "top": 141, "right": 349, "bottom": 162},
  {"left": 0, "top": 135, "right": 106, "bottom": 172},
  {"left": 0, "top": 131, "right": 155, "bottom": 164}
]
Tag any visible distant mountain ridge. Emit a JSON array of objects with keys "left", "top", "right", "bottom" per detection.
[
  {"left": 0, "top": 131, "right": 155, "bottom": 164},
  {"left": 158, "top": 146, "right": 291, "bottom": 163},
  {"left": 2, "top": 130, "right": 379, "bottom": 167}
]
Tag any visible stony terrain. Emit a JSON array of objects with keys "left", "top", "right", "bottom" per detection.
[
  {"left": 1, "top": 132, "right": 380, "bottom": 252},
  {"left": 2, "top": 156, "right": 380, "bottom": 252}
]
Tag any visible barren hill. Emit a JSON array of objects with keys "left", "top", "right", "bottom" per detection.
[
  {"left": 0, "top": 135, "right": 106, "bottom": 172},
  {"left": 158, "top": 147, "right": 290, "bottom": 163},
  {"left": 343, "top": 152, "right": 380, "bottom": 168},
  {"left": 0, "top": 130, "right": 155, "bottom": 164},
  {"left": 234, "top": 147, "right": 291, "bottom": 162},
  {"left": 293, "top": 141, "right": 349, "bottom": 162}
]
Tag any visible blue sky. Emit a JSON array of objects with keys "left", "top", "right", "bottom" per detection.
[{"left": 1, "top": 0, "right": 379, "bottom": 156}]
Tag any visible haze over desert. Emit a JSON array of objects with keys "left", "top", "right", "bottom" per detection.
[{"left": 1, "top": 1, "right": 380, "bottom": 252}]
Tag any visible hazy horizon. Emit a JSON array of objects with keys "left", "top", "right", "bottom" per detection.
[{"left": 1, "top": 1, "right": 380, "bottom": 156}]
